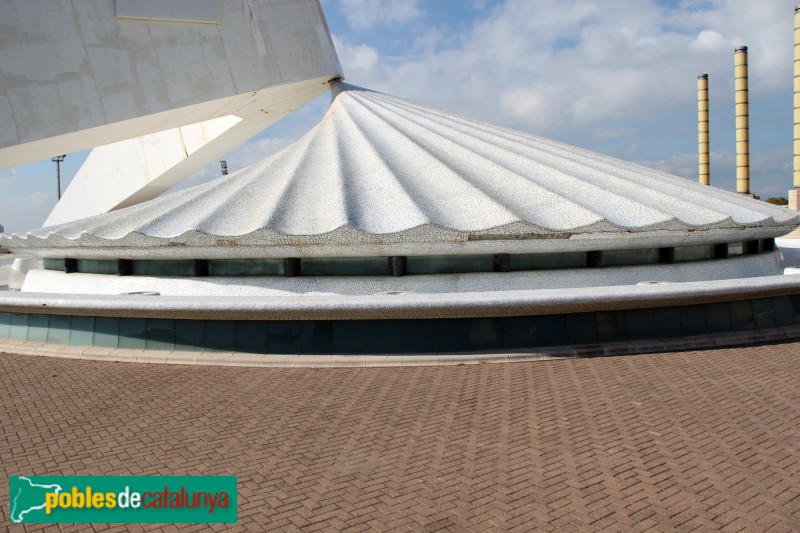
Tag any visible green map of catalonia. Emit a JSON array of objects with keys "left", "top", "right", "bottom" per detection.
[{"left": 10, "top": 476, "right": 63, "bottom": 523}]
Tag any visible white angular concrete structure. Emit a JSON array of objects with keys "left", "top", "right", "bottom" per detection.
[{"left": 0, "top": 0, "right": 342, "bottom": 225}]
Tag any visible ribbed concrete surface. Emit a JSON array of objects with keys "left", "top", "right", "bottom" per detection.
[
  {"left": 5, "top": 84, "right": 796, "bottom": 257},
  {"left": 2, "top": 342, "right": 800, "bottom": 531}
]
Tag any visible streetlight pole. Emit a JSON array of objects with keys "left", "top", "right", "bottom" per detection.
[{"left": 51, "top": 154, "right": 66, "bottom": 200}]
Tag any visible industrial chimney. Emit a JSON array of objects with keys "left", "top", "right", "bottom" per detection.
[
  {"left": 735, "top": 46, "right": 750, "bottom": 195},
  {"left": 698, "top": 74, "right": 710, "bottom": 185}
]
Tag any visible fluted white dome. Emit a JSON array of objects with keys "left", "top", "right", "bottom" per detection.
[{"left": 4, "top": 82, "right": 797, "bottom": 259}]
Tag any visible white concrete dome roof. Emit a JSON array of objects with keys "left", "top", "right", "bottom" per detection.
[{"left": 4, "top": 82, "right": 798, "bottom": 259}]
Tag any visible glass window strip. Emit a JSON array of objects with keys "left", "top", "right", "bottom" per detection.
[
  {"left": 1, "top": 294, "right": 797, "bottom": 354},
  {"left": 36, "top": 239, "right": 775, "bottom": 277}
]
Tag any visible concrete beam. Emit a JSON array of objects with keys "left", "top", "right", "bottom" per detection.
[
  {"left": 0, "top": 0, "right": 341, "bottom": 166},
  {"left": 45, "top": 75, "right": 333, "bottom": 225}
]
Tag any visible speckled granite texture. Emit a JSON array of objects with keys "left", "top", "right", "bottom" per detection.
[
  {"left": 3, "top": 83, "right": 797, "bottom": 259},
  {"left": 2, "top": 274, "right": 799, "bottom": 320},
  {"left": 18, "top": 253, "right": 787, "bottom": 297}
]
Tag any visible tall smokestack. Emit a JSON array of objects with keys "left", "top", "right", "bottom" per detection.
[
  {"left": 735, "top": 46, "right": 750, "bottom": 195},
  {"left": 698, "top": 74, "right": 710, "bottom": 185},
  {"left": 792, "top": 6, "right": 800, "bottom": 210}
]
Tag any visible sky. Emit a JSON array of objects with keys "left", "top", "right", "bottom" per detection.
[{"left": 1, "top": 0, "right": 797, "bottom": 233}]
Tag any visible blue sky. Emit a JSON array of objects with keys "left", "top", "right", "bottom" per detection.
[{"left": 1, "top": 0, "right": 796, "bottom": 232}]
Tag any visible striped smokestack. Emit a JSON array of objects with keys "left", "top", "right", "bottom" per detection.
[
  {"left": 698, "top": 74, "right": 710, "bottom": 185},
  {"left": 735, "top": 46, "right": 750, "bottom": 195}
]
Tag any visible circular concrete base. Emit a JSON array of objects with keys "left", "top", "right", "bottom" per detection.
[{"left": 3, "top": 274, "right": 799, "bottom": 367}]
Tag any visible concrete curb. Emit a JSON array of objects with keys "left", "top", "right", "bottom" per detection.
[{"left": 2, "top": 274, "right": 800, "bottom": 320}]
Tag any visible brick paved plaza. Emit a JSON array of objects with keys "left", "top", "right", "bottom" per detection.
[{"left": 2, "top": 342, "right": 800, "bottom": 531}]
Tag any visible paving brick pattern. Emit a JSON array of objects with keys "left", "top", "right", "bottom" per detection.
[{"left": 2, "top": 342, "right": 800, "bottom": 531}]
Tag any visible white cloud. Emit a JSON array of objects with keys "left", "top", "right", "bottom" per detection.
[
  {"left": 691, "top": 30, "right": 726, "bottom": 52},
  {"left": 334, "top": 0, "right": 792, "bottom": 133},
  {"left": 637, "top": 146, "right": 792, "bottom": 199},
  {"left": 333, "top": 36, "right": 380, "bottom": 73},
  {"left": 326, "top": 0, "right": 795, "bottom": 198},
  {"left": 336, "top": 0, "right": 421, "bottom": 30}
]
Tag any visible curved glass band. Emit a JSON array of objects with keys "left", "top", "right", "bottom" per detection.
[{"left": 1, "top": 293, "right": 798, "bottom": 355}]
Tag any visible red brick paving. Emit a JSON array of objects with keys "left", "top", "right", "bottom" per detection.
[{"left": 2, "top": 342, "right": 800, "bottom": 531}]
